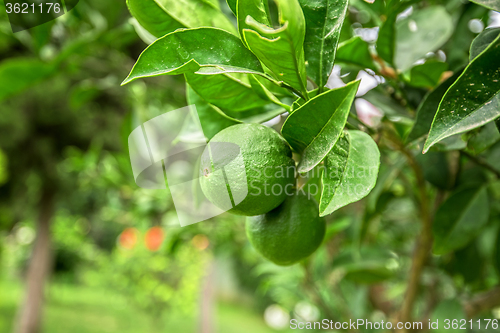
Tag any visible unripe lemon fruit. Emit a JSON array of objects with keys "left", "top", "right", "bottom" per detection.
[
  {"left": 199, "top": 123, "right": 295, "bottom": 216},
  {"left": 246, "top": 192, "right": 326, "bottom": 266}
]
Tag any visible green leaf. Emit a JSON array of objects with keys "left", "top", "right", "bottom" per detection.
[
  {"left": 281, "top": 80, "right": 360, "bottom": 173},
  {"left": 186, "top": 83, "right": 241, "bottom": 140},
  {"left": 423, "top": 33, "right": 500, "bottom": 153},
  {"left": 395, "top": 6, "right": 453, "bottom": 71},
  {"left": 299, "top": 0, "right": 348, "bottom": 89},
  {"left": 433, "top": 187, "right": 489, "bottom": 255},
  {"left": 376, "top": 11, "right": 397, "bottom": 65},
  {"left": 247, "top": 74, "right": 291, "bottom": 110},
  {"left": 126, "top": 0, "right": 236, "bottom": 38},
  {"left": 129, "top": 18, "right": 157, "bottom": 45},
  {"left": 243, "top": 0, "right": 308, "bottom": 96},
  {"left": 0, "top": 58, "right": 55, "bottom": 102},
  {"left": 332, "top": 247, "right": 398, "bottom": 284},
  {"left": 0, "top": 149, "right": 7, "bottom": 185},
  {"left": 406, "top": 70, "right": 462, "bottom": 143},
  {"left": 227, "top": 0, "right": 237, "bottom": 15},
  {"left": 319, "top": 130, "right": 380, "bottom": 216},
  {"left": 122, "top": 28, "right": 265, "bottom": 85},
  {"left": 467, "top": 122, "right": 500, "bottom": 154},
  {"left": 237, "top": 0, "right": 271, "bottom": 44},
  {"left": 470, "top": 28, "right": 500, "bottom": 61},
  {"left": 253, "top": 74, "right": 295, "bottom": 97},
  {"left": 362, "top": 88, "right": 410, "bottom": 118},
  {"left": 495, "top": 228, "right": 500, "bottom": 276},
  {"left": 415, "top": 151, "right": 453, "bottom": 190},
  {"left": 185, "top": 73, "right": 270, "bottom": 112},
  {"left": 239, "top": 107, "right": 287, "bottom": 123},
  {"left": 336, "top": 36, "right": 376, "bottom": 70},
  {"left": 470, "top": 0, "right": 500, "bottom": 12},
  {"left": 408, "top": 61, "right": 448, "bottom": 89},
  {"left": 374, "top": 0, "right": 423, "bottom": 65},
  {"left": 291, "top": 88, "right": 319, "bottom": 111},
  {"left": 431, "top": 300, "right": 466, "bottom": 333},
  {"left": 126, "top": 0, "right": 183, "bottom": 38}
]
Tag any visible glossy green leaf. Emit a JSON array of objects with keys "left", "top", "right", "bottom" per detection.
[
  {"left": 186, "top": 73, "right": 270, "bottom": 112},
  {"left": 299, "top": 0, "right": 348, "bottom": 88},
  {"left": 240, "top": 107, "right": 287, "bottom": 123},
  {"left": 433, "top": 135, "right": 467, "bottom": 152},
  {"left": 291, "top": 88, "right": 319, "bottom": 112},
  {"left": 221, "top": 101, "right": 287, "bottom": 121},
  {"left": 227, "top": 0, "right": 237, "bottom": 15},
  {"left": 129, "top": 18, "right": 157, "bottom": 45},
  {"left": 126, "top": 0, "right": 183, "bottom": 38},
  {"left": 408, "top": 61, "right": 448, "bottom": 89},
  {"left": 375, "top": 0, "right": 419, "bottom": 66},
  {"left": 336, "top": 36, "right": 376, "bottom": 70},
  {"left": 406, "top": 70, "right": 462, "bottom": 143},
  {"left": 319, "top": 130, "right": 380, "bottom": 216},
  {"left": 431, "top": 300, "right": 466, "bottom": 333},
  {"left": 281, "top": 80, "right": 360, "bottom": 173},
  {"left": 243, "top": 0, "right": 308, "bottom": 95},
  {"left": 186, "top": 84, "right": 241, "bottom": 140},
  {"left": 252, "top": 74, "right": 295, "bottom": 98},
  {"left": 332, "top": 247, "right": 398, "bottom": 284},
  {"left": 424, "top": 33, "right": 500, "bottom": 153},
  {"left": 126, "top": 0, "right": 236, "bottom": 38},
  {"left": 376, "top": 11, "right": 397, "bottom": 65},
  {"left": 470, "top": 0, "right": 500, "bottom": 12},
  {"left": 237, "top": 0, "right": 271, "bottom": 44},
  {"left": 122, "top": 28, "right": 264, "bottom": 85},
  {"left": 363, "top": 159, "right": 405, "bottom": 221},
  {"left": 470, "top": 27, "right": 500, "bottom": 61},
  {"left": 433, "top": 187, "right": 489, "bottom": 255},
  {"left": 395, "top": 6, "right": 453, "bottom": 71},
  {"left": 0, "top": 58, "right": 55, "bottom": 102},
  {"left": 447, "top": 243, "right": 483, "bottom": 284},
  {"left": 247, "top": 74, "right": 291, "bottom": 110}
]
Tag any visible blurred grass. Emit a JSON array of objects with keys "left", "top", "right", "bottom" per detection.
[{"left": 0, "top": 279, "right": 286, "bottom": 333}]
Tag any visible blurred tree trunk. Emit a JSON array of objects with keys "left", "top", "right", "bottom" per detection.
[{"left": 13, "top": 188, "right": 55, "bottom": 333}]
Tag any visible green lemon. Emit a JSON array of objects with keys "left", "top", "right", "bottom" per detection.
[
  {"left": 245, "top": 192, "right": 326, "bottom": 266},
  {"left": 199, "top": 123, "right": 295, "bottom": 216}
]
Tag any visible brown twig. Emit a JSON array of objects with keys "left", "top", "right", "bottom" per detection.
[{"left": 372, "top": 54, "right": 397, "bottom": 80}]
